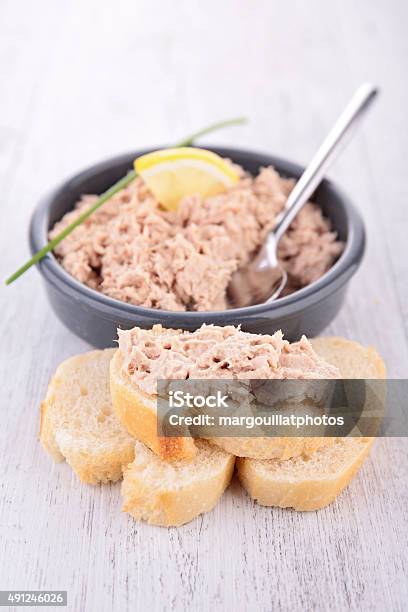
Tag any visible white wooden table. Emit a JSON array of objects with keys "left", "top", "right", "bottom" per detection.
[{"left": 1, "top": 1, "right": 407, "bottom": 610}]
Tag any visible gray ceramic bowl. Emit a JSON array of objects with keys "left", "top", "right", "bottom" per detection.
[{"left": 29, "top": 147, "right": 365, "bottom": 348}]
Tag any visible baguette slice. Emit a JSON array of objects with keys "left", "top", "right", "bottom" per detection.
[
  {"left": 236, "top": 337, "right": 386, "bottom": 510},
  {"left": 40, "top": 349, "right": 135, "bottom": 484},
  {"left": 237, "top": 437, "right": 373, "bottom": 511},
  {"left": 110, "top": 349, "right": 197, "bottom": 461},
  {"left": 122, "top": 440, "right": 235, "bottom": 526}
]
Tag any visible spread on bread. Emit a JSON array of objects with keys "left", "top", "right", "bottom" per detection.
[{"left": 117, "top": 324, "right": 340, "bottom": 395}]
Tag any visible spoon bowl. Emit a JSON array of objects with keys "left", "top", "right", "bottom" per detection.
[{"left": 228, "top": 234, "right": 287, "bottom": 308}]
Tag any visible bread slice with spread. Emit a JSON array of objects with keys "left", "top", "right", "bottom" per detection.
[{"left": 110, "top": 324, "right": 381, "bottom": 462}]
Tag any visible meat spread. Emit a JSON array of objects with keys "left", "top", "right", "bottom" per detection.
[
  {"left": 117, "top": 324, "right": 340, "bottom": 395},
  {"left": 50, "top": 165, "right": 343, "bottom": 311}
]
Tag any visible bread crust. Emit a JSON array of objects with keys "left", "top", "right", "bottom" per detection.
[
  {"left": 40, "top": 399, "right": 65, "bottom": 462},
  {"left": 110, "top": 350, "right": 197, "bottom": 461}
]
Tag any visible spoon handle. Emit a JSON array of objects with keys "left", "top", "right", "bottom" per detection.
[{"left": 273, "top": 82, "right": 379, "bottom": 241}]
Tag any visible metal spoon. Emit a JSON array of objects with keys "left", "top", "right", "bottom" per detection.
[{"left": 227, "top": 82, "right": 378, "bottom": 309}]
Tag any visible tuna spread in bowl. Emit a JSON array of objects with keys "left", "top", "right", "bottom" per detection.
[
  {"left": 49, "top": 162, "right": 343, "bottom": 312},
  {"left": 29, "top": 147, "right": 365, "bottom": 346}
]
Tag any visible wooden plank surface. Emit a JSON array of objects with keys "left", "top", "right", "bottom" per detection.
[{"left": 0, "top": 1, "right": 407, "bottom": 610}]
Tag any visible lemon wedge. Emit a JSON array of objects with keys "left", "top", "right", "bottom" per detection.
[{"left": 134, "top": 147, "right": 240, "bottom": 211}]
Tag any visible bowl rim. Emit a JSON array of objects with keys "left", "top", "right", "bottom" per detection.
[{"left": 29, "top": 146, "right": 365, "bottom": 321}]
